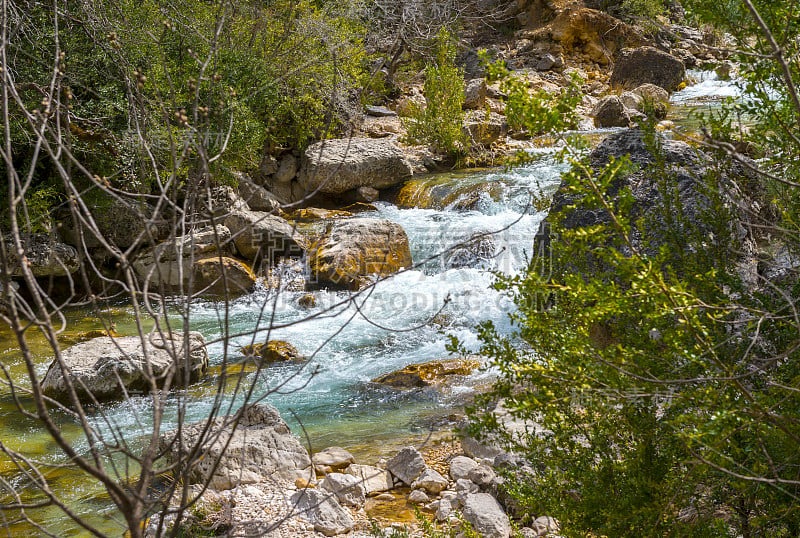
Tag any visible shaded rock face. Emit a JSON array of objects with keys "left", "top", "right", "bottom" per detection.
[
  {"left": 224, "top": 209, "right": 305, "bottom": 265},
  {"left": 463, "top": 78, "right": 488, "bottom": 110},
  {"left": 463, "top": 111, "right": 508, "bottom": 146},
  {"left": 290, "top": 488, "right": 354, "bottom": 536},
  {"left": 536, "top": 129, "right": 760, "bottom": 275},
  {"left": 4, "top": 234, "right": 80, "bottom": 277},
  {"left": 308, "top": 218, "right": 412, "bottom": 290},
  {"left": 386, "top": 446, "right": 427, "bottom": 486},
  {"left": 59, "top": 194, "right": 159, "bottom": 249},
  {"left": 42, "top": 332, "right": 208, "bottom": 403},
  {"left": 160, "top": 404, "right": 314, "bottom": 491},
  {"left": 237, "top": 176, "right": 282, "bottom": 213},
  {"left": 299, "top": 138, "right": 413, "bottom": 195},
  {"left": 592, "top": 95, "right": 630, "bottom": 128},
  {"left": 610, "top": 46, "right": 686, "bottom": 92}
]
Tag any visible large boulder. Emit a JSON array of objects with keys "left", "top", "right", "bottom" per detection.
[
  {"left": 224, "top": 209, "right": 305, "bottom": 265},
  {"left": 610, "top": 46, "right": 686, "bottom": 92},
  {"left": 346, "top": 464, "right": 393, "bottom": 494},
  {"left": 386, "top": 446, "right": 427, "bottom": 486},
  {"left": 132, "top": 225, "right": 255, "bottom": 297},
  {"left": 290, "top": 488, "right": 354, "bottom": 536},
  {"left": 536, "top": 129, "right": 760, "bottom": 280},
  {"left": 592, "top": 95, "right": 630, "bottom": 128},
  {"left": 298, "top": 138, "right": 413, "bottom": 195},
  {"left": 462, "top": 493, "right": 512, "bottom": 538},
  {"left": 307, "top": 218, "right": 413, "bottom": 290},
  {"left": 319, "top": 473, "right": 366, "bottom": 508},
  {"left": 3, "top": 234, "right": 80, "bottom": 277},
  {"left": 159, "top": 403, "right": 314, "bottom": 490},
  {"left": 41, "top": 331, "right": 208, "bottom": 403}
]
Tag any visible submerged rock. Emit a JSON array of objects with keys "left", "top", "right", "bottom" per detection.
[
  {"left": 373, "top": 358, "right": 480, "bottom": 389},
  {"left": 159, "top": 403, "right": 314, "bottom": 490},
  {"left": 308, "top": 218, "right": 413, "bottom": 290},
  {"left": 42, "top": 331, "right": 208, "bottom": 403}
]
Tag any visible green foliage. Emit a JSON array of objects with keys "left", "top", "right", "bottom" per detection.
[
  {"left": 403, "top": 29, "right": 466, "bottom": 156},
  {"left": 591, "top": 0, "right": 665, "bottom": 19}
]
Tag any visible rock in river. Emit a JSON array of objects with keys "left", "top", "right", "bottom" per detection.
[{"left": 41, "top": 331, "right": 208, "bottom": 403}]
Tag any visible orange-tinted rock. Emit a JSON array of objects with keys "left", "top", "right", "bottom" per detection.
[{"left": 373, "top": 358, "right": 480, "bottom": 388}]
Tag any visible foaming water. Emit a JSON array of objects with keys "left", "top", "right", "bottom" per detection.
[{"left": 673, "top": 69, "right": 743, "bottom": 103}]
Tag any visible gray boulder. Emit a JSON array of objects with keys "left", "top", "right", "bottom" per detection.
[
  {"left": 159, "top": 404, "right": 314, "bottom": 491},
  {"left": 449, "top": 455, "right": 479, "bottom": 481},
  {"left": 290, "top": 488, "right": 354, "bottom": 536},
  {"left": 4, "top": 234, "right": 80, "bottom": 277},
  {"left": 468, "top": 464, "right": 497, "bottom": 488},
  {"left": 308, "top": 218, "right": 413, "bottom": 290},
  {"left": 632, "top": 83, "right": 670, "bottom": 106},
  {"left": 463, "top": 79, "right": 488, "bottom": 110},
  {"left": 319, "top": 473, "right": 366, "bottom": 507},
  {"left": 462, "top": 493, "right": 512, "bottom": 538},
  {"left": 610, "top": 46, "right": 686, "bottom": 92},
  {"left": 592, "top": 96, "right": 630, "bottom": 128},
  {"left": 224, "top": 209, "right": 304, "bottom": 264},
  {"left": 299, "top": 138, "right": 413, "bottom": 195},
  {"left": 411, "top": 468, "right": 449, "bottom": 494},
  {"left": 386, "top": 446, "right": 427, "bottom": 486},
  {"left": 312, "top": 446, "right": 356, "bottom": 473},
  {"left": 346, "top": 464, "right": 393, "bottom": 494},
  {"left": 42, "top": 331, "right": 208, "bottom": 403},
  {"left": 274, "top": 154, "right": 299, "bottom": 184},
  {"left": 237, "top": 175, "right": 282, "bottom": 213},
  {"left": 365, "top": 105, "right": 398, "bottom": 117}
]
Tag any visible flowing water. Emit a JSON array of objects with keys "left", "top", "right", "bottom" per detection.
[{"left": 0, "top": 72, "right": 740, "bottom": 535}]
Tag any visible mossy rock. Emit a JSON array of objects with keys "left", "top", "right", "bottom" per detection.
[
  {"left": 373, "top": 358, "right": 480, "bottom": 388},
  {"left": 58, "top": 327, "right": 121, "bottom": 348},
  {"left": 240, "top": 340, "right": 304, "bottom": 363}
]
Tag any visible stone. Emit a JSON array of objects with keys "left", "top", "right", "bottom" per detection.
[
  {"left": 319, "top": 472, "right": 366, "bottom": 507},
  {"left": 632, "top": 83, "right": 670, "bottom": 106},
  {"left": 346, "top": 464, "right": 393, "bottom": 494},
  {"left": 518, "top": 528, "right": 538, "bottom": 538},
  {"left": 224, "top": 209, "right": 305, "bottom": 264},
  {"left": 449, "top": 456, "right": 480, "bottom": 481},
  {"left": 58, "top": 194, "right": 159, "bottom": 250},
  {"left": 298, "top": 293, "right": 317, "bottom": 308},
  {"left": 461, "top": 493, "right": 511, "bottom": 538},
  {"left": 408, "top": 489, "right": 430, "bottom": 503},
  {"left": 436, "top": 498, "right": 456, "bottom": 522},
  {"left": 610, "top": 46, "right": 686, "bottom": 92},
  {"left": 237, "top": 175, "right": 282, "bottom": 212},
  {"left": 132, "top": 226, "right": 255, "bottom": 296},
  {"left": 4, "top": 234, "right": 80, "bottom": 277},
  {"left": 468, "top": 464, "right": 497, "bottom": 488},
  {"left": 241, "top": 340, "right": 304, "bottom": 363},
  {"left": 274, "top": 154, "right": 299, "bottom": 184},
  {"left": 393, "top": 93, "right": 426, "bottom": 117},
  {"left": 260, "top": 154, "right": 279, "bottom": 176},
  {"left": 619, "top": 91, "right": 643, "bottom": 111},
  {"left": 463, "top": 79, "right": 488, "bottom": 110},
  {"left": 299, "top": 138, "right": 413, "bottom": 195},
  {"left": 411, "top": 468, "right": 449, "bottom": 495},
  {"left": 536, "top": 53, "right": 557, "bottom": 71},
  {"left": 362, "top": 116, "right": 404, "bottom": 138},
  {"left": 372, "top": 358, "right": 480, "bottom": 389},
  {"left": 463, "top": 111, "right": 508, "bottom": 146},
  {"left": 290, "top": 488, "right": 354, "bottom": 536},
  {"left": 312, "top": 446, "right": 356, "bottom": 472},
  {"left": 204, "top": 185, "right": 250, "bottom": 218},
  {"left": 42, "top": 331, "right": 208, "bottom": 403},
  {"left": 455, "top": 478, "right": 480, "bottom": 504},
  {"left": 443, "top": 234, "right": 496, "bottom": 269},
  {"left": 308, "top": 218, "right": 413, "bottom": 290},
  {"left": 386, "top": 446, "right": 427, "bottom": 486},
  {"left": 592, "top": 96, "right": 630, "bottom": 128},
  {"left": 365, "top": 105, "right": 397, "bottom": 117},
  {"left": 532, "top": 516, "right": 559, "bottom": 536},
  {"left": 160, "top": 404, "right": 314, "bottom": 491}
]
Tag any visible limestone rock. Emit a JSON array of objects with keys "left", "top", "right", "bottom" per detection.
[
  {"left": 632, "top": 83, "right": 670, "bottom": 106},
  {"left": 4, "top": 234, "right": 80, "bottom": 277},
  {"left": 532, "top": 516, "right": 560, "bottom": 536},
  {"left": 372, "top": 358, "right": 480, "bottom": 389},
  {"left": 449, "top": 456, "right": 480, "bottom": 481},
  {"left": 463, "top": 79, "right": 488, "bottom": 110},
  {"left": 461, "top": 492, "right": 511, "bottom": 538},
  {"left": 312, "top": 446, "right": 356, "bottom": 472},
  {"left": 468, "top": 464, "right": 497, "bottom": 488},
  {"left": 192, "top": 257, "right": 257, "bottom": 296},
  {"left": 290, "top": 488, "right": 354, "bottom": 536},
  {"left": 463, "top": 111, "right": 508, "bottom": 146},
  {"left": 237, "top": 176, "right": 282, "bottom": 212},
  {"left": 274, "top": 154, "right": 299, "bottom": 184},
  {"left": 346, "top": 464, "right": 393, "bottom": 494},
  {"left": 411, "top": 468, "right": 449, "bottom": 495},
  {"left": 610, "top": 46, "right": 686, "bottom": 92},
  {"left": 299, "top": 138, "right": 413, "bottom": 195},
  {"left": 319, "top": 472, "right": 366, "bottom": 508},
  {"left": 241, "top": 340, "right": 304, "bottom": 363},
  {"left": 308, "top": 218, "right": 412, "bottom": 290},
  {"left": 42, "top": 332, "right": 208, "bottom": 403},
  {"left": 365, "top": 105, "right": 397, "bottom": 117},
  {"left": 592, "top": 95, "right": 630, "bottom": 128},
  {"left": 160, "top": 404, "right": 313, "bottom": 490},
  {"left": 408, "top": 489, "right": 430, "bottom": 503},
  {"left": 386, "top": 446, "right": 427, "bottom": 486},
  {"left": 224, "top": 209, "right": 305, "bottom": 264}
]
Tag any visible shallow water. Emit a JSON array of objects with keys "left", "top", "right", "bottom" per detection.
[{"left": 0, "top": 71, "right": 741, "bottom": 535}]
